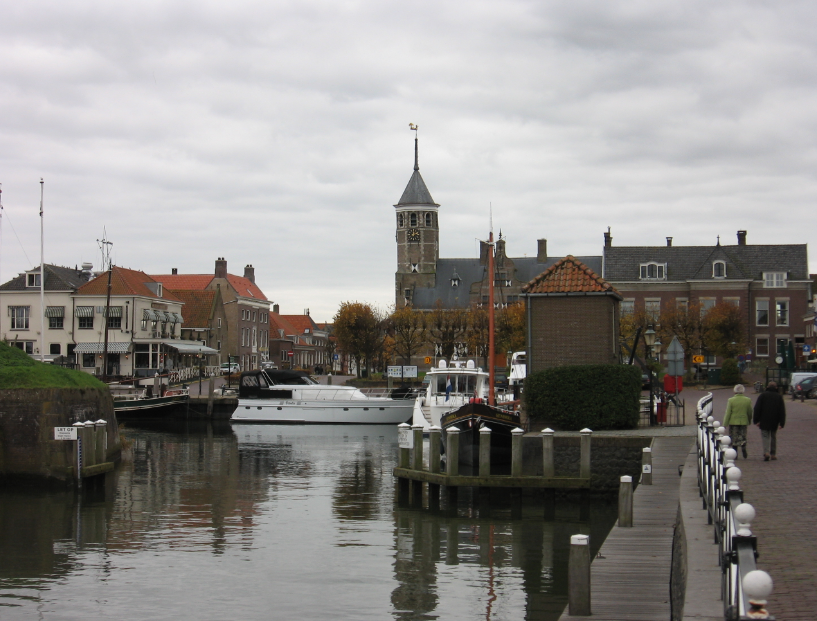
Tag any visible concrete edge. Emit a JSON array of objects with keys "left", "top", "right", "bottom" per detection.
[{"left": 679, "top": 446, "right": 723, "bottom": 621}]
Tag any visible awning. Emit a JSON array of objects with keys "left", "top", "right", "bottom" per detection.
[
  {"left": 143, "top": 309, "right": 158, "bottom": 321},
  {"left": 163, "top": 341, "right": 219, "bottom": 355},
  {"left": 171, "top": 312, "right": 183, "bottom": 323},
  {"left": 161, "top": 311, "right": 173, "bottom": 322},
  {"left": 73, "top": 342, "right": 131, "bottom": 354},
  {"left": 75, "top": 306, "right": 94, "bottom": 318},
  {"left": 103, "top": 306, "right": 122, "bottom": 317},
  {"left": 45, "top": 306, "right": 65, "bottom": 318}
]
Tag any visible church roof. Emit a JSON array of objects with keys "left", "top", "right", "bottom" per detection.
[
  {"left": 523, "top": 255, "right": 621, "bottom": 298},
  {"left": 395, "top": 138, "right": 439, "bottom": 207}
]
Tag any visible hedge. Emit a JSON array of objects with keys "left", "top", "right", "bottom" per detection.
[{"left": 524, "top": 364, "right": 641, "bottom": 431}]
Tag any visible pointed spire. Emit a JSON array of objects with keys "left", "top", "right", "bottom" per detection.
[{"left": 395, "top": 126, "right": 438, "bottom": 207}]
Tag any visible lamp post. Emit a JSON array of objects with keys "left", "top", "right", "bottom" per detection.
[{"left": 644, "top": 326, "right": 656, "bottom": 426}]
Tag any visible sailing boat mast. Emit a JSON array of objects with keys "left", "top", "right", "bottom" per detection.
[
  {"left": 98, "top": 232, "right": 113, "bottom": 382},
  {"left": 39, "top": 179, "right": 45, "bottom": 363},
  {"left": 487, "top": 229, "right": 495, "bottom": 406}
]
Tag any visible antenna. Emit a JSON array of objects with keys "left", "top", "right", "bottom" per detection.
[{"left": 97, "top": 228, "right": 113, "bottom": 271}]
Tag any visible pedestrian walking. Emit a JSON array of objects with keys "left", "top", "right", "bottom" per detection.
[
  {"left": 753, "top": 381, "right": 786, "bottom": 461},
  {"left": 723, "top": 384, "right": 752, "bottom": 458}
]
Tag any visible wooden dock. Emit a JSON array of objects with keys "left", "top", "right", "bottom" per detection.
[{"left": 559, "top": 436, "right": 694, "bottom": 621}]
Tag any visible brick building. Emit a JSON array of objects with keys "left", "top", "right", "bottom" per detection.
[
  {"left": 521, "top": 256, "right": 622, "bottom": 372},
  {"left": 601, "top": 229, "right": 812, "bottom": 367}
]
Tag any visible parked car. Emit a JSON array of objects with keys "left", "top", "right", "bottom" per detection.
[
  {"left": 220, "top": 362, "right": 240, "bottom": 375},
  {"left": 793, "top": 375, "right": 817, "bottom": 400},
  {"left": 261, "top": 361, "right": 278, "bottom": 371},
  {"left": 494, "top": 373, "right": 509, "bottom": 391},
  {"left": 788, "top": 372, "right": 817, "bottom": 395}
]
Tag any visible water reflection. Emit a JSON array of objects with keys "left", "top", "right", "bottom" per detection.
[{"left": 0, "top": 423, "right": 616, "bottom": 620}]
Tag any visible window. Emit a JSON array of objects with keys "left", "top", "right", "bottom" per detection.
[
  {"left": 397, "top": 213, "right": 404, "bottom": 227},
  {"left": 621, "top": 299, "right": 635, "bottom": 315},
  {"left": 50, "top": 344, "right": 61, "bottom": 355},
  {"left": 639, "top": 263, "right": 666, "bottom": 280},
  {"left": 106, "top": 308, "right": 122, "bottom": 329},
  {"left": 410, "top": 213, "right": 417, "bottom": 227},
  {"left": 252, "top": 311, "right": 256, "bottom": 322},
  {"left": 425, "top": 213, "right": 432, "bottom": 227},
  {"left": 645, "top": 299, "right": 660, "bottom": 318},
  {"left": 12, "top": 341, "right": 34, "bottom": 354},
  {"left": 700, "top": 298, "right": 716, "bottom": 316},
  {"left": 723, "top": 297, "right": 740, "bottom": 307},
  {"left": 756, "top": 300, "right": 769, "bottom": 326},
  {"left": 712, "top": 261, "right": 726, "bottom": 278},
  {"left": 676, "top": 298, "right": 688, "bottom": 311},
  {"left": 134, "top": 344, "right": 150, "bottom": 369},
  {"left": 218, "top": 318, "right": 222, "bottom": 328},
  {"left": 242, "top": 310, "right": 246, "bottom": 320},
  {"left": 49, "top": 316, "right": 64, "bottom": 329},
  {"left": 27, "top": 273, "right": 41, "bottom": 287},
  {"left": 764, "top": 272, "right": 786, "bottom": 288},
  {"left": 83, "top": 353, "right": 96, "bottom": 368},
  {"left": 217, "top": 340, "right": 221, "bottom": 350},
  {"left": 9, "top": 306, "right": 30, "bottom": 330},
  {"left": 252, "top": 328, "right": 257, "bottom": 347},
  {"left": 756, "top": 338, "right": 769, "bottom": 357},
  {"left": 775, "top": 300, "right": 789, "bottom": 326}
]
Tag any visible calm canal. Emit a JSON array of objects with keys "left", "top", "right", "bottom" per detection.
[{"left": 0, "top": 422, "right": 617, "bottom": 620}]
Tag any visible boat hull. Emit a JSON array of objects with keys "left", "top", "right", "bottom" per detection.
[
  {"left": 231, "top": 399, "right": 414, "bottom": 424},
  {"left": 441, "top": 402, "right": 521, "bottom": 467},
  {"left": 113, "top": 394, "right": 189, "bottom": 415}
]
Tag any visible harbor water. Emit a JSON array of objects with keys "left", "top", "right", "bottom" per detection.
[{"left": 0, "top": 422, "right": 617, "bottom": 620}]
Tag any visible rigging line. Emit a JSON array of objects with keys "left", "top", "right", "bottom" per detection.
[{"left": 2, "top": 210, "right": 34, "bottom": 268}]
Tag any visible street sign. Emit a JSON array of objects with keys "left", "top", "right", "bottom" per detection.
[
  {"left": 387, "top": 366, "right": 402, "bottom": 378},
  {"left": 333, "top": 354, "right": 339, "bottom": 360},
  {"left": 387, "top": 365, "right": 419, "bottom": 378},
  {"left": 424, "top": 356, "right": 431, "bottom": 364},
  {"left": 54, "top": 427, "right": 77, "bottom": 441},
  {"left": 666, "top": 337, "right": 685, "bottom": 376},
  {"left": 692, "top": 355, "right": 705, "bottom": 364},
  {"left": 402, "top": 366, "right": 418, "bottom": 378}
]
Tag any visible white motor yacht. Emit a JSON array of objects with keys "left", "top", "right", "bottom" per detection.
[{"left": 230, "top": 370, "right": 415, "bottom": 424}]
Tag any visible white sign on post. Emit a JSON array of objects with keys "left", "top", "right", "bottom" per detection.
[
  {"left": 54, "top": 427, "right": 77, "bottom": 441},
  {"left": 397, "top": 426, "right": 414, "bottom": 449},
  {"left": 402, "top": 366, "right": 418, "bottom": 378},
  {"left": 387, "top": 366, "right": 419, "bottom": 378},
  {"left": 387, "top": 366, "right": 403, "bottom": 378}
]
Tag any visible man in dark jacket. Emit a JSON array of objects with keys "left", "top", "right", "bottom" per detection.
[{"left": 753, "top": 382, "right": 786, "bottom": 461}]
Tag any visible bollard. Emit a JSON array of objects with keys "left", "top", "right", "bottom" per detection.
[
  {"left": 412, "top": 424, "right": 424, "bottom": 471},
  {"left": 479, "top": 426, "right": 492, "bottom": 477},
  {"left": 618, "top": 475, "right": 633, "bottom": 527},
  {"left": 568, "top": 534, "right": 591, "bottom": 616},
  {"left": 207, "top": 377, "right": 215, "bottom": 417},
  {"left": 398, "top": 423, "right": 411, "bottom": 469},
  {"left": 579, "top": 428, "right": 592, "bottom": 479},
  {"left": 541, "top": 428, "right": 555, "bottom": 478},
  {"left": 511, "top": 427, "right": 525, "bottom": 477},
  {"left": 429, "top": 426, "right": 441, "bottom": 474},
  {"left": 641, "top": 447, "right": 653, "bottom": 485},
  {"left": 447, "top": 427, "right": 461, "bottom": 477},
  {"left": 95, "top": 419, "right": 107, "bottom": 465},
  {"left": 743, "top": 570, "right": 773, "bottom": 620}
]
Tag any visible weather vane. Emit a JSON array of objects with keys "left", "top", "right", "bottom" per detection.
[{"left": 409, "top": 122, "right": 418, "bottom": 135}]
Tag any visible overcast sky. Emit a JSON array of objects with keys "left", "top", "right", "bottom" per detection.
[{"left": 1, "top": 0, "right": 815, "bottom": 322}]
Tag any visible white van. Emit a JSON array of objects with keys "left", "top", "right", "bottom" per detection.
[{"left": 788, "top": 372, "right": 817, "bottom": 394}]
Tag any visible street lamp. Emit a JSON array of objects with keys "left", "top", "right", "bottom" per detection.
[{"left": 644, "top": 326, "right": 657, "bottom": 425}]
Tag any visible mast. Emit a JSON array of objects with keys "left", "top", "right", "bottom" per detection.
[
  {"left": 98, "top": 231, "right": 113, "bottom": 382},
  {"left": 39, "top": 179, "right": 45, "bottom": 362},
  {"left": 488, "top": 229, "right": 495, "bottom": 406},
  {"left": 0, "top": 183, "right": 3, "bottom": 336}
]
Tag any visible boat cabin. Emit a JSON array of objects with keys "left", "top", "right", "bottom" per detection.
[{"left": 238, "top": 370, "right": 316, "bottom": 399}]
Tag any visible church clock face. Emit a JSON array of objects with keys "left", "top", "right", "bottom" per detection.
[{"left": 407, "top": 228, "right": 421, "bottom": 242}]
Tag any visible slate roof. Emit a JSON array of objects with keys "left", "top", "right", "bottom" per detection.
[
  {"left": 0, "top": 264, "right": 90, "bottom": 291},
  {"left": 603, "top": 243, "right": 809, "bottom": 281},
  {"left": 395, "top": 140, "right": 438, "bottom": 207},
  {"left": 523, "top": 255, "right": 621, "bottom": 297},
  {"left": 77, "top": 266, "right": 182, "bottom": 301},
  {"left": 169, "top": 290, "right": 215, "bottom": 328},
  {"left": 411, "top": 255, "right": 604, "bottom": 309}
]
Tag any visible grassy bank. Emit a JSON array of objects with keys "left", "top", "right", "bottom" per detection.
[{"left": 0, "top": 342, "right": 107, "bottom": 390}]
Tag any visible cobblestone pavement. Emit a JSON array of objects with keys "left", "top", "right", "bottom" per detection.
[{"left": 708, "top": 386, "right": 817, "bottom": 621}]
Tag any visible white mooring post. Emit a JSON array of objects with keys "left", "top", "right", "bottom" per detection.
[
  {"left": 579, "top": 428, "right": 592, "bottom": 479},
  {"left": 84, "top": 421, "right": 96, "bottom": 468},
  {"left": 568, "top": 534, "right": 591, "bottom": 616},
  {"left": 479, "top": 426, "right": 492, "bottom": 477},
  {"left": 412, "top": 424, "right": 424, "bottom": 471},
  {"left": 618, "top": 475, "right": 633, "bottom": 527},
  {"left": 447, "top": 427, "right": 460, "bottom": 477},
  {"left": 73, "top": 421, "right": 84, "bottom": 486},
  {"left": 397, "top": 423, "right": 411, "bottom": 469},
  {"left": 541, "top": 428, "right": 554, "bottom": 478},
  {"left": 95, "top": 419, "right": 107, "bottom": 465},
  {"left": 642, "top": 447, "right": 653, "bottom": 485},
  {"left": 511, "top": 428, "right": 525, "bottom": 477},
  {"left": 429, "top": 426, "right": 441, "bottom": 474}
]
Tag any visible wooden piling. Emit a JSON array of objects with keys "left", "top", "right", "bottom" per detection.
[
  {"left": 207, "top": 378, "right": 215, "bottom": 417},
  {"left": 94, "top": 420, "right": 106, "bottom": 465},
  {"left": 446, "top": 427, "right": 460, "bottom": 477},
  {"left": 479, "top": 426, "right": 492, "bottom": 477},
  {"left": 642, "top": 446, "right": 653, "bottom": 485},
  {"left": 429, "top": 426, "right": 441, "bottom": 474},
  {"left": 412, "top": 424, "right": 424, "bottom": 471},
  {"left": 618, "top": 475, "right": 633, "bottom": 527},
  {"left": 568, "top": 534, "right": 591, "bottom": 616}
]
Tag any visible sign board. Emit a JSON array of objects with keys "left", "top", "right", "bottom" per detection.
[
  {"left": 642, "top": 464, "right": 652, "bottom": 474},
  {"left": 54, "top": 427, "right": 77, "bottom": 441},
  {"left": 424, "top": 357, "right": 431, "bottom": 364},
  {"left": 692, "top": 355, "right": 705, "bottom": 364},
  {"left": 387, "top": 366, "right": 419, "bottom": 378},
  {"left": 397, "top": 426, "right": 414, "bottom": 449},
  {"left": 805, "top": 345, "right": 812, "bottom": 355},
  {"left": 333, "top": 354, "right": 339, "bottom": 360}
]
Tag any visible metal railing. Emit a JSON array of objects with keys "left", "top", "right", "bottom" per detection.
[
  {"left": 168, "top": 366, "right": 220, "bottom": 384},
  {"left": 696, "top": 394, "right": 776, "bottom": 620}
]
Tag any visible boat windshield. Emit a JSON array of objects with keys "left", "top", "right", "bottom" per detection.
[
  {"left": 433, "top": 373, "right": 478, "bottom": 395},
  {"left": 262, "top": 370, "right": 318, "bottom": 386}
]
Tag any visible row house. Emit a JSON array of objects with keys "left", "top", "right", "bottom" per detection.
[
  {"left": 269, "top": 307, "right": 331, "bottom": 372},
  {"left": 602, "top": 229, "right": 812, "bottom": 367},
  {"left": 152, "top": 258, "right": 271, "bottom": 372}
]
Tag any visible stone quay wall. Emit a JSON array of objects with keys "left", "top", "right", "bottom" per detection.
[{"left": 0, "top": 388, "right": 120, "bottom": 484}]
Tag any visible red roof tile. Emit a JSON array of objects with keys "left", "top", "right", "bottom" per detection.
[
  {"left": 280, "top": 314, "right": 317, "bottom": 334},
  {"left": 169, "top": 290, "right": 215, "bottom": 328},
  {"left": 151, "top": 274, "right": 214, "bottom": 290},
  {"left": 225, "top": 274, "right": 268, "bottom": 301},
  {"left": 77, "top": 266, "right": 182, "bottom": 301},
  {"left": 522, "top": 255, "right": 621, "bottom": 296}
]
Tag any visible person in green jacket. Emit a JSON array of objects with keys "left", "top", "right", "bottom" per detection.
[{"left": 723, "top": 384, "right": 752, "bottom": 458}]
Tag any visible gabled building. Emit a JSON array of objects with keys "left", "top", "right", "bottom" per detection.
[
  {"left": 522, "top": 256, "right": 622, "bottom": 372},
  {"left": 152, "top": 258, "right": 271, "bottom": 371},
  {"left": 168, "top": 288, "right": 229, "bottom": 356},
  {"left": 268, "top": 307, "right": 330, "bottom": 371},
  {"left": 0, "top": 263, "right": 93, "bottom": 360},
  {"left": 602, "top": 229, "right": 812, "bottom": 367}
]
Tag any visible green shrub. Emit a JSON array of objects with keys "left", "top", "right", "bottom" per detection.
[
  {"left": 720, "top": 358, "right": 741, "bottom": 385},
  {"left": 524, "top": 364, "right": 641, "bottom": 431}
]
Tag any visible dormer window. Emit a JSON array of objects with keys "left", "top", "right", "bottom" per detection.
[
  {"left": 713, "top": 261, "right": 726, "bottom": 278},
  {"left": 26, "top": 273, "right": 41, "bottom": 287},
  {"left": 763, "top": 272, "right": 787, "bottom": 288},
  {"left": 639, "top": 263, "right": 666, "bottom": 280}
]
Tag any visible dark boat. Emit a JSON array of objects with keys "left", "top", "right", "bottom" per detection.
[
  {"left": 111, "top": 384, "right": 189, "bottom": 417},
  {"left": 440, "top": 401, "right": 520, "bottom": 467}
]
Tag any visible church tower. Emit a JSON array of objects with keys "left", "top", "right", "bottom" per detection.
[{"left": 395, "top": 133, "right": 439, "bottom": 307}]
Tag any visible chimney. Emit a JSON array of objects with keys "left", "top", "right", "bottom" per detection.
[
  {"left": 273, "top": 303, "right": 280, "bottom": 314},
  {"left": 737, "top": 230, "right": 747, "bottom": 246},
  {"left": 244, "top": 264, "right": 255, "bottom": 283},
  {"left": 215, "top": 257, "right": 227, "bottom": 278},
  {"left": 172, "top": 267, "right": 178, "bottom": 275},
  {"left": 666, "top": 237, "right": 673, "bottom": 247},
  {"left": 537, "top": 239, "right": 547, "bottom": 262},
  {"left": 304, "top": 308, "right": 310, "bottom": 316},
  {"left": 604, "top": 227, "right": 612, "bottom": 248}
]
